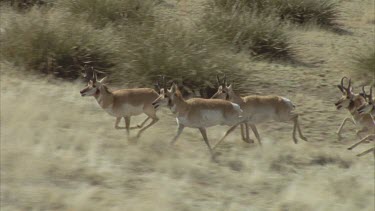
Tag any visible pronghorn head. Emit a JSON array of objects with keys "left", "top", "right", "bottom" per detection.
[
  {"left": 152, "top": 83, "right": 179, "bottom": 110},
  {"left": 80, "top": 71, "right": 108, "bottom": 97},
  {"left": 334, "top": 77, "right": 356, "bottom": 110},
  {"left": 211, "top": 74, "right": 231, "bottom": 100},
  {"left": 358, "top": 86, "right": 374, "bottom": 114}
]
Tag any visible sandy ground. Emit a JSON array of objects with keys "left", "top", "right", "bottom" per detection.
[{"left": 1, "top": 0, "right": 374, "bottom": 210}]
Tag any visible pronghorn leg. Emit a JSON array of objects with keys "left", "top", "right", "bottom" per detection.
[
  {"left": 249, "top": 123, "right": 261, "bottom": 145},
  {"left": 125, "top": 116, "right": 131, "bottom": 135},
  {"left": 336, "top": 117, "right": 355, "bottom": 137},
  {"left": 170, "top": 124, "right": 185, "bottom": 145},
  {"left": 198, "top": 128, "right": 213, "bottom": 154},
  {"left": 291, "top": 114, "right": 299, "bottom": 144},
  {"left": 136, "top": 117, "right": 159, "bottom": 138},
  {"left": 347, "top": 134, "right": 375, "bottom": 150},
  {"left": 357, "top": 147, "right": 375, "bottom": 157},
  {"left": 355, "top": 128, "right": 368, "bottom": 140},
  {"left": 240, "top": 124, "right": 246, "bottom": 141},
  {"left": 115, "top": 117, "right": 126, "bottom": 129},
  {"left": 135, "top": 117, "right": 151, "bottom": 128},
  {"left": 295, "top": 115, "right": 308, "bottom": 142},
  {"left": 241, "top": 123, "right": 254, "bottom": 143},
  {"left": 213, "top": 123, "right": 240, "bottom": 149}
]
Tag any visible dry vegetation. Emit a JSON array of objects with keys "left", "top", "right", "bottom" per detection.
[{"left": 1, "top": 0, "right": 374, "bottom": 210}]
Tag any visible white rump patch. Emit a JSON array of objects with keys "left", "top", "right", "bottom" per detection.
[
  {"left": 231, "top": 103, "right": 243, "bottom": 115},
  {"left": 281, "top": 97, "right": 295, "bottom": 109}
]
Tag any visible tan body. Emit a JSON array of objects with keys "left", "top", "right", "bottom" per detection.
[
  {"left": 80, "top": 75, "right": 160, "bottom": 138},
  {"left": 347, "top": 86, "right": 375, "bottom": 157},
  {"left": 335, "top": 84, "right": 374, "bottom": 139},
  {"left": 152, "top": 84, "right": 245, "bottom": 154},
  {"left": 211, "top": 85, "right": 307, "bottom": 144}
]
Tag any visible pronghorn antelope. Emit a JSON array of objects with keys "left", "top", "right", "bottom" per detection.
[
  {"left": 211, "top": 76, "right": 307, "bottom": 144},
  {"left": 151, "top": 83, "right": 245, "bottom": 154},
  {"left": 212, "top": 75, "right": 260, "bottom": 144},
  {"left": 334, "top": 77, "right": 373, "bottom": 139},
  {"left": 347, "top": 86, "right": 375, "bottom": 157},
  {"left": 80, "top": 71, "right": 160, "bottom": 138}
]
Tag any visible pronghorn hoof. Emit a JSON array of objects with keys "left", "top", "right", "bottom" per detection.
[
  {"left": 302, "top": 137, "right": 308, "bottom": 142},
  {"left": 347, "top": 147, "right": 353, "bottom": 150},
  {"left": 242, "top": 139, "right": 254, "bottom": 144}
]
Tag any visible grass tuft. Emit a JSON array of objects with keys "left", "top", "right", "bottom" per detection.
[
  {"left": 56, "top": 0, "right": 158, "bottom": 28},
  {"left": 211, "top": 0, "right": 340, "bottom": 26},
  {"left": 203, "top": 7, "right": 293, "bottom": 59},
  {"left": 0, "top": 8, "right": 122, "bottom": 79},
  {"left": 353, "top": 47, "right": 375, "bottom": 76}
]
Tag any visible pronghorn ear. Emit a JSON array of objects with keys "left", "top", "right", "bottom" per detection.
[
  {"left": 160, "top": 88, "right": 165, "bottom": 95},
  {"left": 348, "top": 85, "right": 353, "bottom": 93},
  {"left": 171, "top": 83, "right": 178, "bottom": 93},
  {"left": 227, "top": 84, "right": 232, "bottom": 89},
  {"left": 99, "top": 76, "right": 107, "bottom": 84}
]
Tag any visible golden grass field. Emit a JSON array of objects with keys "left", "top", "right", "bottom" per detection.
[{"left": 1, "top": 0, "right": 374, "bottom": 210}]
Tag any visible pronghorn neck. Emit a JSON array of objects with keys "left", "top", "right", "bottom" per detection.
[
  {"left": 171, "top": 91, "right": 189, "bottom": 114},
  {"left": 348, "top": 95, "right": 366, "bottom": 115},
  {"left": 94, "top": 85, "right": 114, "bottom": 109},
  {"left": 228, "top": 92, "right": 244, "bottom": 104}
]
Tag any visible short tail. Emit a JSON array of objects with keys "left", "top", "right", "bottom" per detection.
[{"left": 281, "top": 97, "right": 295, "bottom": 110}]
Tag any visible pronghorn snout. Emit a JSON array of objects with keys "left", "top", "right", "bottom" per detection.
[
  {"left": 334, "top": 101, "right": 342, "bottom": 110},
  {"left": 80, "top": 90, "right": 85, "bottom": 96}
]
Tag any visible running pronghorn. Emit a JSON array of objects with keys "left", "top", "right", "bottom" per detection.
[
  {"left": 212, "top": 75, "right": 260, "bottom": 144},
  {"left": 211, "top": 76, "right": 307, "bottom": 144},
  {"left": 151, "top": 82, "right": 245, "bottom": 154},
  {"left": 334, "top": 77, "right": 373, "bottom": 140},
  {"left": 347, "top": 86, "right": 375, "bottom": 157},
  {"left": 80, "top": 71, "right": 160, "bottom": 138}
]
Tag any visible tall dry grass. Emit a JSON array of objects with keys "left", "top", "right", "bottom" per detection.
[
  {"left": 0, "top": 7, "right": 122, "bottom": 79},
  {"left": 202, "top": 8, "right": 293, "bottom": 59},
  {"left": 211, "top": 0, "right": 340, "bottom": 26},
  {"left": 1, "top": 64, "right": 374, "bottom": 211}
]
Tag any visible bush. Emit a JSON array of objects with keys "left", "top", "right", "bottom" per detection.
[
  {"left": 202, "top": 7, "right": 293, "bottom": 59},
  {"left": 211, "top": 0, "right": 340, "bottom": 26},
  {"left": 111, "top": 22, "right": 246, "bottom": 97},
  {"left": 56, "top": 0, "right": 158, "bottom": 28},
  {"left": 0, "top": 0, "right": 51, "bottom": 10},
  {"left": 353, "top": 47, "right": 375, "bottom": 76},
  {"left": 0, "top": 8, "right": 122, "bottom": 79}
]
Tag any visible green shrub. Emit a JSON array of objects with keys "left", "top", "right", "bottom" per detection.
[
  {"left": 353, "top": 47, "right": 375, "bottom": 76},
  {"left": 202, "top": 8, "right": 293, "bottom": 59},
  {"left": 0, "top": 8, "right": 122, "bottom": 79},
  {"left": 0, "top": 0, "right": 51, "bottom": 10},
  {"left": 111, "top": 22, "right": 246, "bottom": 97},
  {"left": 56, "top": 0, "right": 158, "bottom": 28},
  {"left": 275, "top": 0, "right": 339, "bottom": 26},
  {"left": 211, "top": 0, "right": 340, "bottom": 26}
]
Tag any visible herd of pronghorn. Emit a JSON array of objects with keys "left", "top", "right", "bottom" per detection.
[{"left": 79, "top": 71, "right": 374, "bottom": 157}]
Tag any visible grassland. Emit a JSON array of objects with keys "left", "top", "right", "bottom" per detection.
[{"left": 1, "top": 0, "right": 374, "bottom": 210}]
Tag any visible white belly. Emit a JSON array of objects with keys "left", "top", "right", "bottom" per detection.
[
  {"left": 177, "top": 110, "right": 227, "bottom": 128},
  {"left": 121, "top": 103, "right": 144, "bottom": 116},
  {"left": 103, "top": 103, "right": 144, "bottom": 117}
]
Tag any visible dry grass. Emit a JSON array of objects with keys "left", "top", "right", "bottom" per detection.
[{"left": 1, "top": 67, "right": 374, "bottom": 211}]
